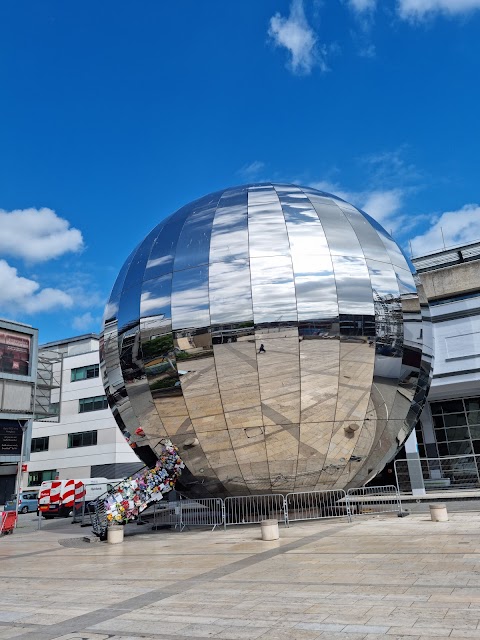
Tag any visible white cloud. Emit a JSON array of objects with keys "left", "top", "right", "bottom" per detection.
[
  {"left": 410, "top": 204, "right": 480, "bottom": 255},
  {"left": 237, "top": 161, "right": 265, "bottom": 180},
  {"left": 348, "top": 0, "right": 377, "bottom": 13},
  {"left": 0, "top": 259, "right": 73, "bottom": 314},
  {"left": 268, "top": 0, "right": 327, "bottom": 75},
  {"left": 361, "top": 189, "right": 404, "bottom": 226},
  {"left": 72, "top": 311, "right": 100, "bottom": 332},
  {"left": 0, "top": 207, "right": 83, "bottom": 263},
  {"left": 398, "top": 0, "right": 480, "bottom": 19}
]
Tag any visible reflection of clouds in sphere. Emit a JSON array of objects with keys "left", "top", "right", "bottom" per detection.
[{"left": 101, "top": 183, "right": 432, "bottom": 497}]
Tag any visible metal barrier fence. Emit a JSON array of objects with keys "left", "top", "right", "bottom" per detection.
[
  {"left": 347, "top": 485, "right": 402, "bottom": 516},
  {"left": 85, "top": 486, "right": 402, "bottom": 537},
  {"left": 285, "top": 490, "right": 351, "bottom": 525},
  {"left": 72, "top": 498, "right": 91, "bottom": 526},
  {"left": 88, "top": 497, "right": 108, "bottom": 539},
  {"left": 395, "top": 454, "right": 480, "bottom": 492},
  {"left": 224, "top": 494, "right": 285, "bottom": 529},
  {"left": 153, "top": 497, "right": 224, "bottom": 531}
]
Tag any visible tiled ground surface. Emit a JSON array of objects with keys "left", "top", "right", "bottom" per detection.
[{"left": 2, "top": 511, "right": 480, "bottom": 639}]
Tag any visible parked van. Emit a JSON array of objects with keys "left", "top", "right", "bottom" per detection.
[
  {"left": 39, "top": 478, "right": 112, "bottom": 518},
  {"left": 4, "top": 490, "right": 39, "bottom": 514}
]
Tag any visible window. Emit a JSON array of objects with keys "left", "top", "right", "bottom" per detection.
[
  {"left": 28, "top": 469, "right": 57, "bottom": 486},
  {"left": 31, "top": 436, "right": 49, "bottom": 453},
  {"left": 71, "top": 364, "right": 99, "bottom": 382},
  {"left": 49, "top": 402, "right": 60, "bottom": 416},
  {"left": 78, "top": 395, "right": 108, "bottom": 413},
  {"left": 67, "top": 430, "right": 98, "bottom": 448}
]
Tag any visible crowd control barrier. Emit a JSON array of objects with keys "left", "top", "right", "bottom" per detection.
[
  {"left": 285, "top": 490, "right": 351, "bottom": 525},
  {"left": 347, "top": 485, "right": 402, "bottom": 516},
  {"left": 224, "top": 494, "right": 285, "bottom": 529},
  {"left": 87, "top": 485, "right": 403, "bottom": 537},
  {"left": 153, "top": 497, "right": 223, "bottom": 531}
]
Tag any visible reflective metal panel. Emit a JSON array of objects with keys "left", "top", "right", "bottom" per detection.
[
  {"left": 209, "top": 260, "right": 253, "bottom": 325},
  {"left": 331, "top": 256, "right": 374, "bottom": 315},
  {"left": 171, "top": 266, "right": 210, "bottom": 330},
  {"left": 360, "top": 209, "right": 412, "bottom": 272},
  {"left": 256, "top": 329, "right": 301, "bottom": 426},
  {"left": 173, "top": 192, "right": 222, "bottom": 271},
  {"left": 250, "top": 256, "right": 297, "bottom": 325},
  {"left": 140, "top": 273, "right": 172, "bottom": 320},
  {"left": 247, "top": 186, "right": 290, "bottom": 258},
  {"left": 339, "top": 205, "right": 391, "bottom": 264},
  {"left": 104, "top": 247, "right": 137, "bottom": 324},
  {"left": 278, "top": 185, "right": 338, "bottom": 321},
  {"left": 304, "top": 192, "right": 364, "bottom": 258},
  {"left": 210, "top": 188, "right": 249, "bottom": 263},
  {"left": 144, "top": 205, "right": 191, "bottom": 280}
]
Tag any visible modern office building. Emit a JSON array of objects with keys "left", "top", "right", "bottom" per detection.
[
  {"left": 411, "top": 241, "right": 480, "bottom": 464},
  {"left": 0, "top": 319, "right": 38, "bottom": 504},
  {"left": 27, "top": 334, "right": 141, "bottom": 489}
]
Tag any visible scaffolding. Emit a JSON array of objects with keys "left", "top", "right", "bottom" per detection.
[{"left": 34, "top": 349, "right": 63, "bottom": 421}]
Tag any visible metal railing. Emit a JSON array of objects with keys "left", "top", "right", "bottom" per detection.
[
  {"left": 395, "top": 454, "right": 480, "bottom": 492},
  {"left": 224, "top": 494, "right": 285, "bottom": 529},
  {"left": 153, "top": 497, "right": 224, "bottom": 531},
  {"left": 347, "top": 485, "right": 402, "bottom": 516},
  {"left": 85, "top": 485, "right": 403, "bottom": 537},
  {"left": 88, "top": 497, "right": 108, "bottom": 539},
  {"left": 285, "top": 490, "right": 351, "bottom": 525}
]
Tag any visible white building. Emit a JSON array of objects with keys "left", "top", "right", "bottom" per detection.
[
  {"left": 412, "top": 242, "right": 480, "bottom": 463},
  {"left": 26, "top": 334, "right": 141, "bottom": 488}
]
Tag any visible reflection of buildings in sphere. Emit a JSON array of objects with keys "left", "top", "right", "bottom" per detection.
[{"left": 100, "top": 183, "right": 432, "bottom": 496}]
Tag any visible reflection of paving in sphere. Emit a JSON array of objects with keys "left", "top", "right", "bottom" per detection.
[{"left": 101, "top": 183, "right": 433, "bottom": 496}]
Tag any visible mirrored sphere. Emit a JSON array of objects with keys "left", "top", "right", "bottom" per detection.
[{"left": 100, "top": 183, "right": 433, "bottom": 496}]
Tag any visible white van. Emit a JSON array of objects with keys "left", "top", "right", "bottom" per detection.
[
  {"left": 39, "top": 477, "right": 113, "bottom": 517},
  {"left": 77, "top": 478, "right": 114, "bottom": 501}
]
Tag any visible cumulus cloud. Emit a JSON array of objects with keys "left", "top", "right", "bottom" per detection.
[
  {"left": 72, "top": 311, "right": 100, "bottom": 332},
  {"left": 268, "top": 0, "right": 328, "bottom": 75},
  {"left": 398, "top": 0, "right": 480, "bottom": 19},
  {"left": 0, "top": 259, "right": 73, "bottom": 314},
  {"left": 410, "top": 204, "right": 480, "bottom": 255},
  {"left": 0, "top": 207, "right": 83, "bottom": 263}
]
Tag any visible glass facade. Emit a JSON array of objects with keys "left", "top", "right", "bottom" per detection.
[
  {"left": 100, "top": 183, "right": 432, "bottom": 496},
  {"left": 430, "top": 397, "right": 480, "bottom": 456}
]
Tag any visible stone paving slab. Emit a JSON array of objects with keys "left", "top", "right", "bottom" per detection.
[{"left": 2, "top": 512, "right": 480, "bottom": 639}]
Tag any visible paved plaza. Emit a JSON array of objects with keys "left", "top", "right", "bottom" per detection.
[{"left": 2, "top": 509, "right": 480, "bottom": 640}]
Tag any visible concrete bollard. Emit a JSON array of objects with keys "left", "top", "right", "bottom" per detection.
[
  {"left": 107, "top": 525, "right": 125, "bottom": 544},
  {"left": 260, "top": 519, "right": 279, "bottom": 541},
  {"left": 429, "top": 503, "right": 448, "bottom": 522}
]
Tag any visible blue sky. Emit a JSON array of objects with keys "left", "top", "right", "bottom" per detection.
[{"left": 1, "top": 0, "right": 480, "bottom": 344}]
